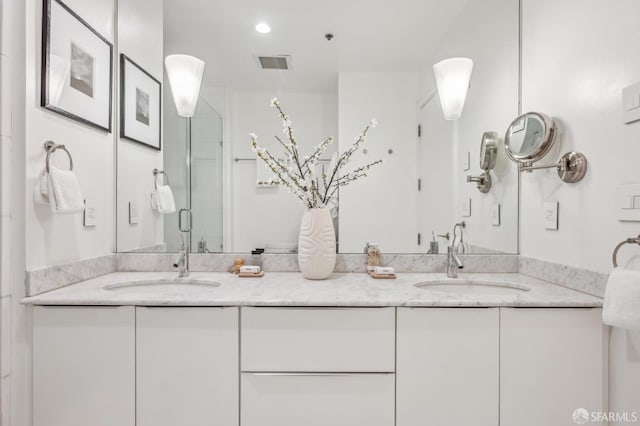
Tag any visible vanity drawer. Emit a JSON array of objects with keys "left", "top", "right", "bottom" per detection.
[
  {"left": 241, "top": 307, "right": 395, "bottom": 372},
  {"left": 241, "top": 372, "right": 395, "bottom": 426}
]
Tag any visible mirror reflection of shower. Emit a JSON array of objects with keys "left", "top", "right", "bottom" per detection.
[{"left": 164, "top": 55, "right": 223, "bottom": 252}]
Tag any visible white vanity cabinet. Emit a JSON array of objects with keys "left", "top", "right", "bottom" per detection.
[
  {"left": 240, "top": 307, "right": 396, "bottom": 426},
  {"left": 33, "top": 306, "right": 136, "bottom": 426},
  {"left": 500, "top": 308, "right": 606, "bottom": 426},
  {"left": 396, "top": 308, "right": 500, "bottom": 426},
  {"left": 136, "top": 307, "right": 239, "bottom": 426},
  {"left": 397, "top": 307, "right": 606, "bottom": 426},
  {"left": 32, "top": 304, "right": 606, "bottom": 426}
]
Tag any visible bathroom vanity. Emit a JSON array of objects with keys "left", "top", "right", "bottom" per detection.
[{"left": 26, "top": 272, "right": 606, "bottom": 426}]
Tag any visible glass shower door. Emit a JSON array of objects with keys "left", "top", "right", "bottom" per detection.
[
  {"left": 163, "top": 96, "right": 223, "bottom": 252},
  {"left": 189, "top": 98, "right": 224, "bottom": 253}
]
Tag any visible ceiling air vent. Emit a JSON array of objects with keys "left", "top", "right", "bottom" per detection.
[{"left": 257, "top": 55, "right": 291, "bottom": 70}]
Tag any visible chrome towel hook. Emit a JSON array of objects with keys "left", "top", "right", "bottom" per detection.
[
  {"left": 612, "top": 235, "right": 640, "bottom": 267},
  {"left": 44, "top": 141, "right": 73, "bottom": 173}
]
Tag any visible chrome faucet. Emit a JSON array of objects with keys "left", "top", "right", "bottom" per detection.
[
  {"left": 446, "top": 222, "right": 466, "bottom": 278},
  {"left": 174, "top": 233, "right": 189, "bottom": 277},
  {"left": 174, "top": 208, "right": 192, "bottom": 277},
  {"left": 447, "top": 246, "right": 463, "bottom": 278}
]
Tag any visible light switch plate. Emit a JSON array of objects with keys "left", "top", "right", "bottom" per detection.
[
  {"left": 622, "top": 82, "right": 640, "bottom": 124},
  {"left": 461, "top": 198, "right": 471, "bottom": 217},
  {"left": 83, "top": 199, "right": 97, "bottom": 228},
  {"left": 129, "top": 201, "right": 139, "bottom": 225},
  {"left": 617, "top": 184, "right": 640, "bottom": 221},
  {"left": 462, "top": 152, "right": 470, "bottom": 171},
  {"left": 544, "top": 201, "right": 559, "bottom": 230},
  {"left": 492, "top": 204, "right": 501, "bottom": 226}
]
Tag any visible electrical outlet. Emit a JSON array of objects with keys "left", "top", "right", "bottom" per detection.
[
  {"left": 544, "top": 201, "right": 558, "bottom": 230},
  {"left": 462, "top": 151, "right": 470, "bottom": 171},
  {"left": 129, "top": 201, "right": 139, "bottom": 225},
  {"left": 492, "top": 204, "right": 501, "bottom": 226},
  {"left": 461, "top": 198, "right": 471, "bottom": 217},
  {"left": 83, "top": 199, "right": 97, "bottom": 228},
  {"left": 622, "top": 82, "right": 640, "bottom": 124}
]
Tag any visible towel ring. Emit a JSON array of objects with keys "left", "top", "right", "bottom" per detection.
[
  {"left": 44, "top": 141, "right": 73, "bottom": 173},
  {"left": 612, "top": 235, "right": 640, "bottom": 267},
  {"left": 153, "top": 169, "right": 170, "bottom": 189}
]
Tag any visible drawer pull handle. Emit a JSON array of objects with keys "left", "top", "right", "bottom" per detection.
[{"left": 245, "top": 372, "right": 394, "bottom": 377}]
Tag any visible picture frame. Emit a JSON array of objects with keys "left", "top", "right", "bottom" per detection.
[
  {"left": 120, "top": 54, "right": 162, "bottom": 150},
  {"left": 41, "top": 0, "right": 113, "bottom": 132}
]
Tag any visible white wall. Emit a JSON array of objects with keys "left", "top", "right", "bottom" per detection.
[
  {"left": 417, "top": 96, "right": 455, "bottom": 252},
  {"left": 230, "top": 91, "right": 337, "bottom": 253},
  {"left": 116, "top": 0, "right": 163, "bottom": 252},
  {"left": 338, "top": 72, "right": 418, "bottom": 253},
  {"left": 420, "top": 0, "right": 520, "bottom": 254},
  {"left": 520, "top": 0, "right": 640, "bottom": 419},
  {"left": 24, "top": 0, "right": 116, "bottom": 270},
  {"left": 1, "top": 0, "right": 27, "bottom": 423}
]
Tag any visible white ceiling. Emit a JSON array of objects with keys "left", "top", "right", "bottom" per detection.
[{"left": 163, "top": 0, "right": 471, "bottom": 92}]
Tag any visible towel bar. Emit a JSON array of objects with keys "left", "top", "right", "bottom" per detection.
[
  {"left": 43, "top": 141, "right": 73, "bottom": 173},
  {"left": 153, "top": 169, "right": 170, "bottom": 189},
  {"left": 612, "top": 235, "right": 640, "bottom": 267}
]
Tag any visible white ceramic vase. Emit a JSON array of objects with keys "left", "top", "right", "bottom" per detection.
[{"left": 298, "top": 208, "right": 337, "bottom": 280}]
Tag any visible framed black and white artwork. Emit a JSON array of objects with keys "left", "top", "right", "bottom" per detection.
[
  {"left": 41, "top": 0, "right": 113, "bottom": 132},
  {"left": 120, "top": 54, "right": 162, "bottom": 150}
]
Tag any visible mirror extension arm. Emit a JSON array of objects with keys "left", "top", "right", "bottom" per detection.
[
  {"left": 519, "top": 151, "right": 587, "bottom": 183},
  {"left": 467, "top": 172, "right": 492, "bottom": 193}
]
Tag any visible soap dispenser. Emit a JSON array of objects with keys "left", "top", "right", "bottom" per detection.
[
  {"left": 427, "top": 231, "right": 439, "bottom": 254},
  {"left": 197, "top": 234, "right": 208, "bottom": 253}
]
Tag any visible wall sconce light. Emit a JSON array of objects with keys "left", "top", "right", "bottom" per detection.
[
  {"left": 164, "top": 54, "right": 206, "bottom": 118},
  {"left": 432, "top": 57, "right": 473, "bottom": 120}
]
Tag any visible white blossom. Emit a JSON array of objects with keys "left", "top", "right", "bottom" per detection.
[
  {"left": 369, "top": 118, "right": 378, "bottom": 128},
  {"left": 249, "top": 100, "right": 382, "bottom": 209}
]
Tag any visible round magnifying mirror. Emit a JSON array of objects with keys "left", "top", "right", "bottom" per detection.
[
  {"left": 479, "top": 131, "right": 498, "bottom": 171},
  {"left": 504, "top": 112, "right": 556, "bottom": 163}
]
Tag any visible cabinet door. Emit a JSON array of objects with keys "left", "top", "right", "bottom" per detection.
[
  {"left": 136, "top": 307, "right": 239, "bottom": 426},
  {"left": 396, "top": 307, "right": 499, "bottom": 426},
  {"left": 33, "top": 306, "right": 135, "bottom": 426},
  {"left": 241, "top": 372, "right": 395, "bottom": 426},
  {"left": 500, "top": 308, "right": 606, "bottom": 426}
]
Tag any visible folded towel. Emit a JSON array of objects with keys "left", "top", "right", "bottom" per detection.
[
  {"left": 47, "top": 165, "right": 84, "bottom": 214},
  {"left": 33, "top": 168, "right": 50, "bottom": 205},
  {"left": 152, "top": 184, "right": 176, "bottom": 214},
  {"left": 603, "top": 268, "right": 640, "bottom": 330}
]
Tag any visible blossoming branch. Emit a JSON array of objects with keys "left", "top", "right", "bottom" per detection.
[{"left": 249, "top": 98, "right": 383, "bottom": 209}]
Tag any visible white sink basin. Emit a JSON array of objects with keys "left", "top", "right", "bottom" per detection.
[
  {"left": 415, "top": 280, "right": 530, "bottom": 295},
  {"left": 104, "top": 279, "right": 221, "bottom": 294}
]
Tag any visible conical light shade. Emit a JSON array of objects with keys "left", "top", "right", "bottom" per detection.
[
  {"left": 164, "top": 54, "right": 205, "bottom": 117},
  {"left": 433, "top": 57, "right": 473, "bottom": 120}
]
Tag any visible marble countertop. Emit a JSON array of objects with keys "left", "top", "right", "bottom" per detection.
[{"left": 22, "top": 272, "right": 603, "bottom": 307}]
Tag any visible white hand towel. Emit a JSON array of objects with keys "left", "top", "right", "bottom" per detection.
[
  {"left": 603, "top": 268, "right": 640, "bottom": 330},
  {"left": 47, "top": 165, "right": 84, "bottom": 214},
  {"left": 33, "top": 168, "right": 50, "bottom": 205},
  {"left": 154, "top": 184, "right": 176, "bottom": 214}
]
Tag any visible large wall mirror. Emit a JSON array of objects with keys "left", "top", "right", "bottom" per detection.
[{"left": 116, "top": 0, "right": 520, "bottom": 255}]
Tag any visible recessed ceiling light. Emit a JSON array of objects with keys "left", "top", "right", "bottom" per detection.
[{"left": 255, "top": 23, "right": 271, "bottom": 34}]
